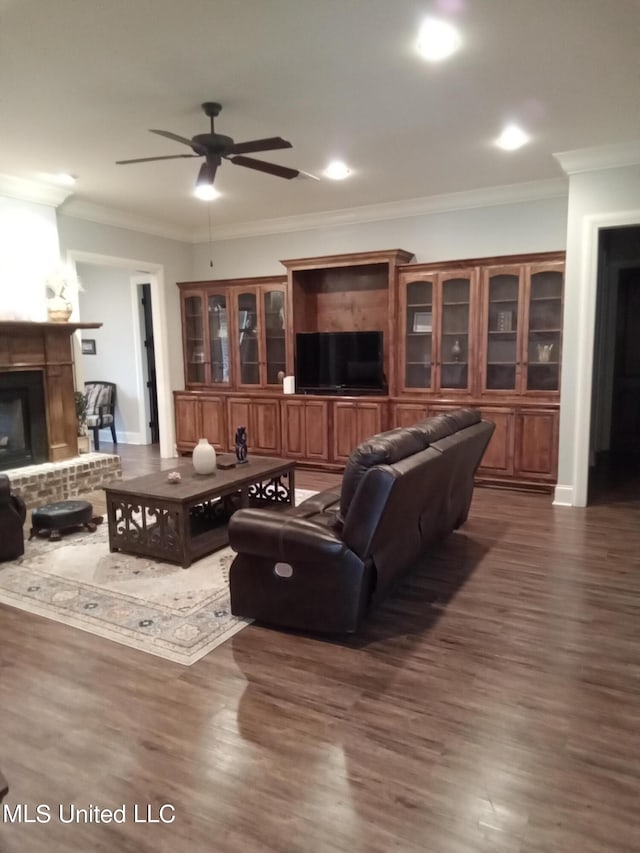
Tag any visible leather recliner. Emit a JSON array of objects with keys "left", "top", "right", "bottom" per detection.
[
  {"left": 228, "top": 408, "right": 495, "bottom": 633},
  {"left": 0, "top": 474, "right": 26, "bottom": 561}
]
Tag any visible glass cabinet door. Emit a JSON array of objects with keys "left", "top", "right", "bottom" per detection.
[
  {"left": 237, "top": 291, "right": 259, "bottom": 385},
  {"left": 184, "top": 294, "right": 206, "bottom": 384},
  {"left": 525, "top": 268, "right": 563, "bottom": 392},
  {"left": 440, "top": 275, "right": 471, "bottom": 391},
  {"left": 485, "top": 270, "right": 521, "bottom": 390},
  {"left": 263, "top": 289, "right": 286, "bottom": 385},
  {"left": 404, "top": 279, "right": 434, "bottom": 390},
  {"left": 207, "top": 292, "right": 230, "bottom": 384}
]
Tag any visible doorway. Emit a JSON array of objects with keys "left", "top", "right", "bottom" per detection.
[
  {"left": 139, "top": 283, "right": 159, "bottom": 444},
  {"left": 588, "top": 227, "right": 640, "bottom": 504}
]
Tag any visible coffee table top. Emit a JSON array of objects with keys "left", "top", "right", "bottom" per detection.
[{"left": 104, "top": 455, "right": 294, "bottom": 501}]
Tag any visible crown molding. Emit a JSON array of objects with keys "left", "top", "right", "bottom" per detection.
[
  {"left": 0, "top": 174, "right": 73, "bottom": 207},
  {"left": 194, "top": 177, "right": 568, "bottom": 243},
  {"left": 46, "top": 176, "right": 568, "bottom": 246},
  {"left": 58, "top": 198, "right": 193, "bottom": 243},
  {"left": 554, "top": 140, "right": 640, "bottom": 175}
]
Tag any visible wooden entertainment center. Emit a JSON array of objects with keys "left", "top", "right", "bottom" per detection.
[{"left": 175, "top": 248, "right": 564, "bottom": 491}]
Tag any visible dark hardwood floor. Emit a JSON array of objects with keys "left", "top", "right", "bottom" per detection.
[{"left": 1, "top": 445, "right": 639, "bottom": 852}]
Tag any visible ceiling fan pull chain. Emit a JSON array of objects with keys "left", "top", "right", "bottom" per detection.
[{"left": 208, "top": 202, "right": 214, "bottom": 268}]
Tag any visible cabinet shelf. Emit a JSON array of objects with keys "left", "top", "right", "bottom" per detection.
[
  {"left": 407, "top": 303, "right": 433, "bottom": 308},
  {"left": 489, "top": 330, "right": 517, "bottom": 336},
  {"left": 529, "top": 328, "right": 562, "bottom": 334},
  {"left": 527, "top": 361, "right": 560, "bottom": 366},
  {"left": 529, "top": 296, "right": 562, "bottom": 302},
  {"left": 442, "top": 301, "right": 470, "bottom": 307},
  {"left": 490, "top": 298, "right": 518, "bottom": 304}
]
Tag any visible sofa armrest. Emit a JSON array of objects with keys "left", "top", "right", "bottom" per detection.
[{"left": 228, "top": 508, "right": 351, "bottom": 566}]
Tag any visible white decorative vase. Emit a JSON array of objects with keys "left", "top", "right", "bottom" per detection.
[
  {"left": 192, "top": 438, "right": 217, "bottom": 475},
  {"left": 47, "top": 295, "right": 72, "bottom": 322}
]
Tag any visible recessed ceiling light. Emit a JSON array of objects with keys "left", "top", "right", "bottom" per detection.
[
  {"left": 496, "top": 124, "right": 530, "bottom": 151},
  {"left": 324, "top": 161, "right": 351, "bottom": 180},
  {"left": 193, "top": 184, "right": 220, "bottom": 201},
  {"left": 416, "top": 18, "right": 461, "bottom": 62}
]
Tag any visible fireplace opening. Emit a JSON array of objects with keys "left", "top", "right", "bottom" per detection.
[{"left": 0, "top": 371, "right": 48, "bottom": 471}]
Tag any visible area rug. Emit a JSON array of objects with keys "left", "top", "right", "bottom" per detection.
[{"left": 0, "top": 490, "right": 316, "bottom": 666}]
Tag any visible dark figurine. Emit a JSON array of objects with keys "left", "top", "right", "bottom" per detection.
[{"left": 235, "top": 426, "right": 248, "bottom": 463}]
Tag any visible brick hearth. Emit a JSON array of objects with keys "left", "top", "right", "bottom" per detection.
[{"left": 3, "top": 453, "right": 122, "bottom": 508}]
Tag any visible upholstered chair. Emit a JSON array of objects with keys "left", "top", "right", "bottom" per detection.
[
  {"left": 0, "top": 474, "right": 27, "bottom": 561},
  {"left": 84, "top": 381, "right": 117, "bottom": 451}
]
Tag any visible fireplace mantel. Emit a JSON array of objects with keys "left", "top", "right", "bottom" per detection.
[
  {"left": 0, "top": 321, "right": 101, "bottom": 335},
  {"left": 0, "top": 320, "right": 102, "bottom": 464}
]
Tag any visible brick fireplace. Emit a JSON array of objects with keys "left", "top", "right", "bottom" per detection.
[
  {"left": 0, "top": 320, "right": 101, "bottom": 466},
  {"left": 0, "top": 321, "right": 122, "bottom": 506}
]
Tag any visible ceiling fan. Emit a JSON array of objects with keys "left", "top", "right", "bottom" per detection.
[{"left": 116, "top": 101, "right": 302, "bottom": 188}]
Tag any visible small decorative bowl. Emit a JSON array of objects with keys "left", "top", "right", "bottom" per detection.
[{"left": 167, "top": 471, "right": 182, "bottom": 484}]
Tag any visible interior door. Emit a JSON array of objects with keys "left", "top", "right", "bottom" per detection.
[
  {"left": 141, "top": 283, "right": 159, "bottom": 443},
  {"left": 611, "top": 268, "right": 640, "bottom": 451}
]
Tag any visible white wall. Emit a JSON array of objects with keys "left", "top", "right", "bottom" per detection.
[
  {"left": 191, "top": 196, "right": 568, "bottom": 278},
  {"left": 57, "top": 215, "right": 191, "bottom": 393},
  {"left": 556, "top": 163, "right": 640, "bottom": 506},
  {"left": 0, "top": 196, "right": 60, "bottom": 321},
  {"left": 77, "top": 263, "right": 142, "bottom": 443},
  {"left": 57, "top": 215, "right": 192, "bottom": 456}
]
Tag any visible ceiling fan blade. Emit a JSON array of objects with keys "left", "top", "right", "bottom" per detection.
[
  {"left": 229, "top": 136, "right": 292, "bottom": 155},
  {"left": 116, "top": 154, "right": 200, "bottom": 165},
  {"left": 229, "top": 155, "right": 299, "bottom": 180},
  {"left": 150, "top": 129, "right": 199, "bottom": 149}
]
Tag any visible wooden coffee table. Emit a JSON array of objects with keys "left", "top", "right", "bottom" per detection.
[{"left": 104, "top": 455, "right": 295, "bottom": 567}]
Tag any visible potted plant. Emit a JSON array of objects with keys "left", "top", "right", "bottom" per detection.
[{"left": 75, "top": 390, "right": 90, "bottom": 453}]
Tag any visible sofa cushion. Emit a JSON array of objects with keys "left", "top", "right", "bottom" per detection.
[
  {"left": 408, "top": 413, "right": 457, "bottom": 446},
  {"left": 442, "top": 407, "right": 481, "bottom": 431},
  {"left": 339, "top": 427, "right": 425, "bottom": 523}
]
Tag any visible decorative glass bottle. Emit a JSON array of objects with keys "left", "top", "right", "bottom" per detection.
[{"left": 192, "top": 438, "right": 217, "bottom": 475}]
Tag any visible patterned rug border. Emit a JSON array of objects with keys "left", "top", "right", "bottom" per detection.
[
  {"left": 0, "top": 489, "right": 317, "bottom": 664},
  {"left": 0, "top": 580, "right": 251, "bottom": 665}
]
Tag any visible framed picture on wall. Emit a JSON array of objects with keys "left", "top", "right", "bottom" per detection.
[{"left": 81, "top": 339, "right": 96, "bottom": 355}]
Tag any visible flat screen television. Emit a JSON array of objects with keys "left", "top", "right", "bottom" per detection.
[{"left": 295, "top": 331, "right": 386, "bottom": 394}]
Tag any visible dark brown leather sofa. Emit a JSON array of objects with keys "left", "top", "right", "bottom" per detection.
[
  {"left": 0, "top": 474, "right": 26, "bottom": 562},
  {"left": 228, "top": 408, "right": 495, "bottom": 633}
]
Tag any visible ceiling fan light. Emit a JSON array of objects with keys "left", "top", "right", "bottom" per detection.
[{"left": 193, "top": 183, "right": 220, "bottom": 201}]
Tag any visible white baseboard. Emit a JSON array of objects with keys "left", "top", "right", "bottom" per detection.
[
  {"left": 91, "top": 430, "right": 147, "bottom": 448},
  {"left": 553, "top": 484, "right": 575, "bottom": 507}
]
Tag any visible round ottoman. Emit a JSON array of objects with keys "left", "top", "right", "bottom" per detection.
[{"left": 29, "top": 500, "right": 102, "bottom": 541}]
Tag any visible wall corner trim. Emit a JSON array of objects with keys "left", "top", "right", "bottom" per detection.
[
  {"left": 553, "top": 484, "right": 576, "bottom": 507},
  {"left": 554, "top": 141, "right": 640, "bottom": 176}
]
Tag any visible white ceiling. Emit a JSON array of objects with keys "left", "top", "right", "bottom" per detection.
[{"left": 2, "top": 0, "right": 640, "bottom": 239}]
